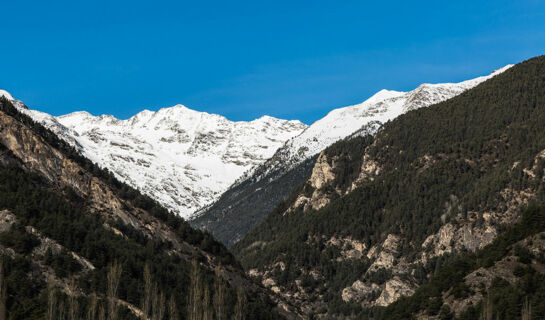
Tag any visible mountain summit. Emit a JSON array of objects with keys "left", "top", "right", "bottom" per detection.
[
  {"left": 0, "top": 94, "right": 306, "bottom": 218},
  {"left": 193, "top": 64, "right": 513, "bottom": 245}
]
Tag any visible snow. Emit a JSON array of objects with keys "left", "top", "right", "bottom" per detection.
[
  {"left": 235, "top": 65, "right": 514, "bottom": 185},
  {"left": 0, "top": 64, "right": 513, "bottom": 219},
  {"left": 0, "top": 90, "right": 14, "bottom": 101},
  {"left": 0, "top": 91, "right": 306, "bottom": 219}
]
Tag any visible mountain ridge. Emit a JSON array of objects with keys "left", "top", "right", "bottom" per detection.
[
  {"left": 0, "top": 91, "right": 307, "bottom": 219},
  {"left": 193, "top": 64, "right": 513, "bottom": 245},
  {"left": 232, "top": 55, "right": 545, "bottom": 318}
]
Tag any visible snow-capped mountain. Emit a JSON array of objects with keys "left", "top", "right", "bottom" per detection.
[
  {"left": 193, "top": 64, "right": 513, "bottom": 245},
  {"left": 0, "top": 90, "right": 306, "bottom": 219},
  {"left": 237, "top": 64, "right": 514, "bottom": 184}
]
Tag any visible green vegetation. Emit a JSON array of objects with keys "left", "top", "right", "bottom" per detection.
[
  {"left": 0, "top": 96, "right": 235, "bottom": 266},
  {"left": 0, "top": 98, "right": 281, "bottom": 319},
  {"left": 234, "top": 56, "right": 545, "bottom": 316},
  {"left": 0, "top": 224, "right": 40, "bottom": 254},
  {"left": 359, "top": 204, "right": 545, "bottom": 320}
]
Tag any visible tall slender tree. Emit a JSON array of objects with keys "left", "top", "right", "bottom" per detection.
[
  {"left": 0, "top": 259, "right": 7, "bottom": 320},
  {"left": 68, "top": 279, "right": 79, "bottom": 320},
  {"left": 188, "top": 260, "right": 202, "bottom": 320},
  {"left": 213, "top": 272, "right": 227, "bottom": 320},
  {"left": 232, "top": 288, "right": 247, "bottom": 320},
  {"left": 47, "top": 280, "right": 57, "bottom": 320},
  {"left": 107, "top": 261, "right": 123, "bottom": 320},
  {"left": 86, "top": 293, "right": 98, "bottom": 320},
  {"left": 521, "top": 296, "right": 532, "bottom": 320},
  {"left": 168, "top": 295, "right": 178, "bottom": 320},
  {"left": 203, "top": 284, "right": 213, "bottom": 320},
  {"left": 143, "top": 263, "right": 152, "bottom": 318}
]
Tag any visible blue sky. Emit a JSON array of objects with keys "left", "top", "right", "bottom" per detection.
[{"left": 1, "top": 0, "right": 545, "bottom": 124}]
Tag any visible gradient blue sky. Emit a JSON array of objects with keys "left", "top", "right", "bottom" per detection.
[{"left": 1, "top": 0, "right": 545, "bottom": 124}]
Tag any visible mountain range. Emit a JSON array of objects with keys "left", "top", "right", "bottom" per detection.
[
  {"left": 0, "top": 65, "right": 510, "bottom": 228},
  {"left": 2, "top": 55, "right": 545, "bottom": 320},
  {"left": 233, "top": 55, "right": 545, "bottom": 318},
  {"left": 0, "top": 89, "right": 305, "bottom": 218},
  {"left": 191, "top": 65, "right": 512, "bottom": 245}
]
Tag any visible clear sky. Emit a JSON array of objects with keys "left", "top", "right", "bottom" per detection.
[{"left": 1, "top": 0, "right": 545, "bottom": 124}]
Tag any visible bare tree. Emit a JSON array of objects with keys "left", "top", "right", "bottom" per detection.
[
  {"left": 68, "top": 279, "right": 79, "bottom": 320},
  {"left": 168, "top": 295, "right": 178, "bottom": 320},
  {"left": 107, "top": 261, "right": 123, "bottom": 320},
  {"left": 232, "top": 288, "right": 247, "bottom": 320},
  {"left": 59, "top": 300, "right": 66, "bottom": 320},
  {"left": 47, "top": 280, "right": 57, "bottom": 320},
  {"left": 0, "top": 259, "right": 6, "bottom": 320},
  {"left": 203, "top": 284, "right": 213, "bottom": 320},
  {"left": 481, "top": 294, "right": 492, "bottom": 320},
  {"left": 521, "top": 296, "right": 532, "bottom": 320},
  {"left": 143, "top": 263, "right": 153, "bottom": 318},
  {"left": 98, "top": 303, "right": 106, "bottom": 320},
  {"left": 152, "top": 290, "right": 166, "bottom": 320},
  {"left": 86, "top": 293, "right": 98, "bottom": 320},
  {"left": 188, "top": 260, "right": 202, "bottom": 320},
  {"left": 213, "top": 272, "right": 227, "bottom": 320}
]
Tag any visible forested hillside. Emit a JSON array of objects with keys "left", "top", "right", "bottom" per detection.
[
  {"left": 233, "top": 55, "right": 545, "bottom": 318},
  {"left": 364, "top": 204, "right": 545, "bottom": 320},
  {"left": 0, "top": 97, "right": 294, "bottom": 319},
  {"left": 192, "top": 155, "right": 318, "bottom": 246}
]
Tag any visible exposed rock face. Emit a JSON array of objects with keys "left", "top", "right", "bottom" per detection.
[
  {"left": 443, "top": 231, "right": 545, "bottom": 316},
  {"left": 287, "top": 153, "right": 340, "bottom": 213},
  {"left": 342, "top": 280, "right": 379, "bottom": 303},
  {"left": 375, "top": 277, "right": 416, "bottom": 306},
  {"left": 0, "top": 110, "right": 184, "bottom": 247},
  {"left": 309, "top": 153, "right": 336, "bottom": 190},
  {"left": 0, "top": 210, "right": 94, "bottom": 294},
  {"left": 340, "top": 234, "right": 416, "bottom": 307}
]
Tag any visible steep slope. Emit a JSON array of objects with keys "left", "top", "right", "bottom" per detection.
[
  {"left": 0, "top": 97, "right": 301, "bottom": 319},
  {"left": 233, "top": 56, "right": 545, "bottom": 318},
  {"left": 193, "top": 65, "right": 512, "bottom": 246},
  {"left": 0, "top": 90, "right": 306, "bottom": 219},
  {"left": 366, "top": 204, "right": 545, "bottom": 320}
]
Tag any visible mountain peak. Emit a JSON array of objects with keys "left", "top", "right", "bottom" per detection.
[{"left": 0, "top": 89, "right": 14, "bottom": 101}]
